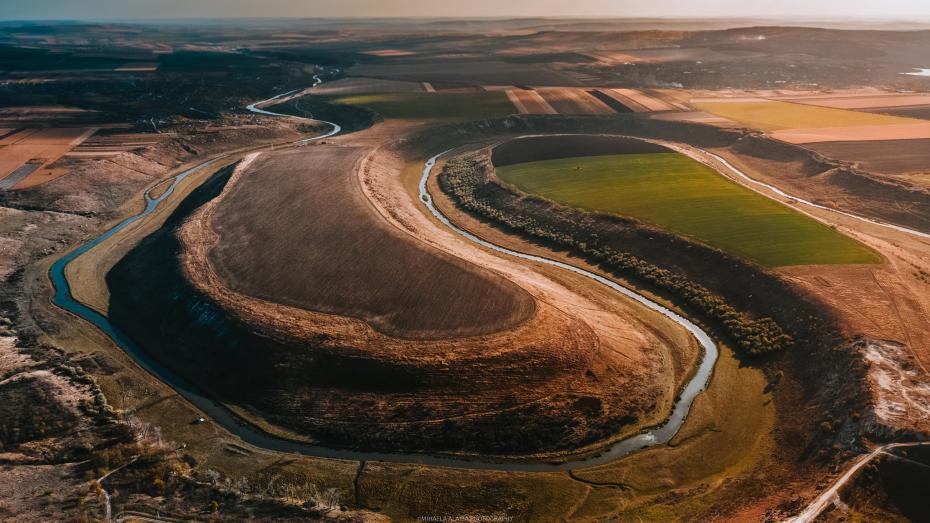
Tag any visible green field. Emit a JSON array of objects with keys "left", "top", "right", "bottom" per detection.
[
  {"left": 496, "top": 152, "right": 880, "bottom": 266},
  {"left": 332, "top": 92, "right": 516, "bottom": 121},
  {"left": 693, "top": 100, "right": 917, "bottom": 131}
]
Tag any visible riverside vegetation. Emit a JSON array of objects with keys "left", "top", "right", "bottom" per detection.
[{"left": 441, "top": 152, "right": 794, "bottom": 356}]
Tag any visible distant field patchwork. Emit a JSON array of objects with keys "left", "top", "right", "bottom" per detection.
[
  {"left": 496, "top": 152, "right": 880, "bottom": 266},
  {"left": 331, "top": 92, "right": 516, "bottom": 121}
]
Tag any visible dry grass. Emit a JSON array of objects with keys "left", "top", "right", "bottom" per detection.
[
  {"left": 535, "top": 88, "right": 616, "bottom": 115},
  {"left": 207, "top": 147, "right": 535, "bottom": 339},
  {"left": 610, "top": 89, "right": 677, "bottom": 112}
]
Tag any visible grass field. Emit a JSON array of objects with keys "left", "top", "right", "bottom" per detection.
[
  {"left": 331, "top": 92, "right": 516, "bottom": 121},
  {"left": 693, "top": 99, "right": 918, "bottom": 131},
  {"left": 496, "top": 152, "right": 880, "bottom": 266}
]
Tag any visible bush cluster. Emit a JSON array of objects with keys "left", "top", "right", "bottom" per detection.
[{"left": 440, "top": 154, "right": 793, "bottom": 356}]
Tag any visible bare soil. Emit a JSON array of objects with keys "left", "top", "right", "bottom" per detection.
[{"left": 208, "top": 146, "right": 535, "bottom": 339}]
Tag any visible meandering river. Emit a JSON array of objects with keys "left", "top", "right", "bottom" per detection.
[{"left": 48, "top": 77, "right": 721, "bottom": 471}]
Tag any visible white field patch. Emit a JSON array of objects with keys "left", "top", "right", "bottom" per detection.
[{"left": 863, "top": 340, "right": 930, "bottom": 433}]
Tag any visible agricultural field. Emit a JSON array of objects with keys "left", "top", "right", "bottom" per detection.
[
  {"left": 865, "top": 105, "right": 930, "bottom": 120},
  {"left": 6, "top": 16, "right": 930, "bottom": 523},
  {"left": 495, "top": 146, "right": 879, "bottom": 266},
  {"left": 534, "top": 87, "right": 616, "bottom": 114},
  {"left": 692, "top": 99, "right": 919, "bottom": 131},
  {"left": 504, "top": 88, "right": 558, "bottom": 114},
  {"left": 805, "top": 138, "right": 930, "bottom": 183},
  {"left": 308, "top": 76, "right": 425, "bottom": 95},
  {"left": 777, "top": 92, "right": 930, "bottom": 110},
  {"left": 0, "top": 127, "right": 96, "bottom": 188},
  {"left": 329, "top": 91, "right": 517, "bottom": 120},
  {"left": 610, "top": 88, "right": 680, "bottom": 111}
]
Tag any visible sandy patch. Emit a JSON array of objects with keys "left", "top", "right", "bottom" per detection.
[{"left": 862, "top": 340, "right": 930, "bottom": 434}]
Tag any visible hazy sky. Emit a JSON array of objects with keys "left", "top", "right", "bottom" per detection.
[{"left": 3, "top": 0, "right": 930, "bottom": 20}]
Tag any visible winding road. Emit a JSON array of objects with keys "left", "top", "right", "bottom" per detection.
[{"left": 787, "top": 441, "right": 930, "bottom": 522}]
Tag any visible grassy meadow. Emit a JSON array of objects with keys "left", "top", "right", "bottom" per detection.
[
  {"left": 331, "top": 91, "right": 516, "bottom": 121},
  {"left": 496, "top": 152, "right": 881, "bottom": 267},
  {"left": 693, "top": 99, "right": 918, "bottom": 131}
]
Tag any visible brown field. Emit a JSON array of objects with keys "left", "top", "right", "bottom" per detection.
[
  {"left": 0, "top": 127, "right": 96, "bottom": 188},
  {"left": 505, "top": 88, "right": 558, "bottom": 114},
  {"left": 535, "top": 87, "right": 616, "bottom": 114},
  {"left": 583, "top": 50, "right": 644, "bottom": 64},
  {"left": 309, "top": 76, "right": 424, "bottom": 95},
  {"left": 778, "top": 92, "right": 930, "bottom": 109},
  {"left": 593, "top": 88, "right": 649, "bottom": 112},
  {"left": 67, "top": 132, "right": 172, "bottom": 157},
  {"left": 610, "top": 88, "right": 678, "bottom": 111},
  {"left": 771, "top": 122, "right": 930, "bottom": 143},
  {"left": 804, "top": 138, "right": 930, "bottom": 188},
  {"left": 208, "top": 147, "right": 535, "bottom": 338},
  {"left": 650, "top": 110, "right": 736, "bottom": 126},
  {"left": 863, "top": 104, "right": 930, "bottom": 120}
]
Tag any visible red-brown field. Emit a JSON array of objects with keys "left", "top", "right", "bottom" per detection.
[
  {"left": 0, "top": 127, "right": 96, "bottom": 188},
  {"left": 505, "top": 88, "right": 558, "bottom": 114},
  {"left": 535, "top": 87, "right": 616, "bottom": 114}
]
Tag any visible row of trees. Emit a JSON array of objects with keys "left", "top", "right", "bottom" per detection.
[{"left": 440, "top": 154, "right": 793, "bottom": 356}]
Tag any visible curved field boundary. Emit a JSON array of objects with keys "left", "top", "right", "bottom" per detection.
[
  {"left": 418, "top": 150, "right": 719, "bottom": 469},
  {"left": 681, "top": 147, "right": 930, "bottom": 242},
  {"left": 491, "top": 140, "right": 878, "bottom": 267}
]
